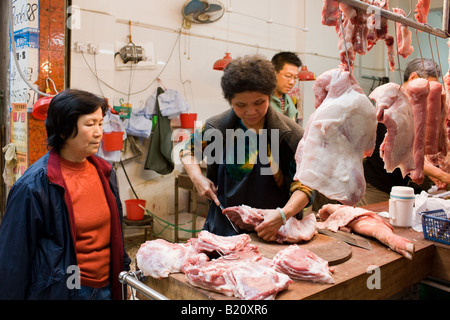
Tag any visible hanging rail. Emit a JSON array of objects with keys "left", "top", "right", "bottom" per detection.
[{"left": 338, "top": 0, "right": 449, "bottom": 39}]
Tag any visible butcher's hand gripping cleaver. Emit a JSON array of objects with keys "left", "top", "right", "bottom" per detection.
[{"left": 317, "top": 229, "right": 372, "bottom": 250}]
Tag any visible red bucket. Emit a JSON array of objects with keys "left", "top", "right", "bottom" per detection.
[
  {"left": 180, "top": 113, "right": 197, "bottom": 129},
  {"left": 125, "top": 199, "right": 146, "bottom": 221},
  {"left": 102, "top": 131, "right": 123, "bottom": 151}
]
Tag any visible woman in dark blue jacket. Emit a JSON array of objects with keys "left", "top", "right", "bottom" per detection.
[{"left": 0, "top": 89, "right": 131, "bottom": 299}]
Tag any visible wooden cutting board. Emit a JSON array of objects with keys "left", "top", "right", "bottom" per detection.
[{"left": 250, "top": 233, "right": 352, "bottom": 266}]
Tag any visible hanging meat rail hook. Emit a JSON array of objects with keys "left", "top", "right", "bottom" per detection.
[
  {"left": 415, "top": 29, "right": 426, "bottom": 74},
  {"left": 405, "top": 0, "right": 413, "bottom": 18},
  {"left": 435, "top": 36, "right": 446, "bottom": 91},
  {"left": 337, "top": 1, "right": 352, "bottom": 73},
  {"left": 427, "top": 33, "right": 440, "bottom": 81},
  {"left": 393, "top": 17, "right": 404, "bottom": 93}
]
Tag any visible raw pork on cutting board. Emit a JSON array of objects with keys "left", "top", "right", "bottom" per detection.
[
  {"left": 318, "top": 204, "right": 415, "bottom": 260},
  {"left": 192, "top": 231, "right": 258, "bottom": 256},
  {"left": 369, "top": 82, "right": 415, "bottom": 176},
  {"left": 184, "top": 251, "right": 292, "bottom": 300},
  {"left": 136, "top": 232, "right": 256, "bottom": 278},
  {"left": 136, "top": 239, "right": 209, "bottom": 278},
  {"left": 222, "top": 205, "right": 316, "bottom": 243},
  {"left": 272, "top": 245, "right": 334, "bottom": 284},
  {"left": 294, "top": 68, "right": 377, "bottom": 205}
]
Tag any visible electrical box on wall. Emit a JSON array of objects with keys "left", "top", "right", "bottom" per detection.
[{"left": 114, "top": 41, "right": 156, "bottom": 70}]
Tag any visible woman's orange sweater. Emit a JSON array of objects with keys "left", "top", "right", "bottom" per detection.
[{"left": 60, "top": 157, "right": 111, "bottom": 288}]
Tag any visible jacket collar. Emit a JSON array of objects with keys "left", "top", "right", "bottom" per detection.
[{"left": 47, "top": 149, "right": 112, "bottom": 185}]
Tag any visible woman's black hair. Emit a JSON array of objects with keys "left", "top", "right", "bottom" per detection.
[
  {"left": 45, "top": 88, "right": 108, "bottom": 152},
  {"left": 221, "top": 55, "right": 277, "bottom": 103}
]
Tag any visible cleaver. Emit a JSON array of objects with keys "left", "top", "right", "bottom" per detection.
[
  {"left": 219, "top": 203, "right": 240, "bottom": 233},
  {"left": 317, "top": 229, "right": 372, "bottom": 250}
]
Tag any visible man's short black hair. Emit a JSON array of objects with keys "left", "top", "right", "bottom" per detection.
[
  {"left": 45, "top": 88, "right": 108, "bottom": 152},
  {"left": 271, "top": 52, "right": 302, "bottom": 73}
]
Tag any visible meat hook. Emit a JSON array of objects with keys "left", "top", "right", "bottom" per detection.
[
  {"left": 435, "top": 36, "right": 446, "bottom": 92},
  {"left": 393, "top": 17, "right": 403, "bottom": 92},
  {"left": 337, "top": 1, "right": 352, "bottom": 73},
  {"left": 427, "top": 33, "right": 442, "bottom": 83},
  {"left": 405, "top": 0, "right": 413, "bottom": 18}
]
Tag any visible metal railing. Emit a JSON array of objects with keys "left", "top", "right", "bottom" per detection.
[{"left": 119, "top": 270, "right": 170, "bottom": 300}]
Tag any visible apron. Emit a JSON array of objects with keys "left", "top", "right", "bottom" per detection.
[{"left": 203, "top": 146, "right": 290, "bottom": 236}]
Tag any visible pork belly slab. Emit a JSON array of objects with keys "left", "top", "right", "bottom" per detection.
[
  {"left": 184, "top": 251, "right": 292, "bottom": 300},
  {"left": 193, "top": 231, "right": 255, "bottom": 256},
  {"left": 272, "top": 245, "right": 335, "bottom": 284}
]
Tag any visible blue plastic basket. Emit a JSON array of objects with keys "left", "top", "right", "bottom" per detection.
[{"left": 421, "top": 209, "right": 450, "bottom": 245}]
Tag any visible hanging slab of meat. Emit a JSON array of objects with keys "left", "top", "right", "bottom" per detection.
[
  {"left": 222, "top": 205, "right": 316, "bottom": 243},
  {"left": 136, "top": 239, "right": 209, "bottom": 279},
  {"left": 184, "top": 251, "right": 292, "bottom": 300},
  {"left": 318, "top": 204, "right": 415, "bottom": 260},
  {"left": 369, "top": 82, "right": 415, "bottom": 176},
  {"left": 321, "top": 0, "right": 339, "bottom": 26},
  {"left": 367, "top": 0, "right": 396, "bottom": 71},
  {"left": 427, "top": 40, "right": 450, "bottom": 182},
  {"left": 294, "top": 68, "right": 377, "bottom": 205},
  {"left": 425, "top": 81, "right": 444, "bottom": 155},
  {"left": 444, "top": 40, "right": 450, "bottom": 143},
  {"left": 192, "top": 231, "right": 258, "bottom": 256},
  {"left": 406, "top": 78, "right": 430, "bottom": 184},
  {"left": 438, "top": 91, "right": 449, "bottom": 156},
  {"left": 414, "top": 0, "right": 431, "bottom": 24},
  {"left": 445, "top": 39, "right": 450, "bottom": 115},
  {"left": 322, "top": 0, "right": 396, "bottom": 71},
  {"left": 272, "top": 245, "right": 335, "bottom": 284},
  {"left": 393, "top": 7, "right": 414, "bottom": 58}
]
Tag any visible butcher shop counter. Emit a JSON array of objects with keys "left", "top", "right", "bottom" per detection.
[{"left": 136, "top": 201, "right": 450, "bottom": 300}]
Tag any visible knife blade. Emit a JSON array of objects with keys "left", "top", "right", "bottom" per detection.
[
  {"left": 317, "top": 228, "right": 372, "bottom": 250},
  {"left": 219, "top": 203, "right": 240, "bottom": 233}
]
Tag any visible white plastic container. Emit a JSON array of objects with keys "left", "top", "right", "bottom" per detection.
[{"left": 388, "top": 186, "right": 415, "bottom": 227}]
